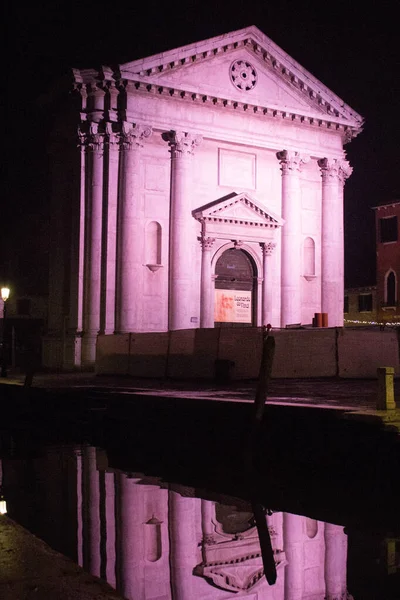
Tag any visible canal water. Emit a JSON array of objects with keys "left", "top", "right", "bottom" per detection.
[{"left": 0, "top": 389, "right": 399, "bottom": 599}]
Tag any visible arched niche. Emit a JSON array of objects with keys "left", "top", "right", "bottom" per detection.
[
  {"left": 303, "top": 236, "right": 316, "bottom": 279},
  {"left": 145, "top": 221, "right": 162, "bottom": 271}
]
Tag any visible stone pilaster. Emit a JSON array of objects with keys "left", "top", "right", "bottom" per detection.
[
  {"left": 276, "top": 150, "right": 309, "bottom": 328},
  {"left": 165, "top": 131, "right": 202, "bottom": 330},
  {"left": 318, "top": 158, "right": 352, "bottom": 326},
  {"left": 115, "top": 122, "right": 152, "bottom": 333},
  {"left": 199, "top": 236, "right": 215, "bottom": 328},
  {"left": 260, "top": 242, "right": 276, "bottom": 326}
]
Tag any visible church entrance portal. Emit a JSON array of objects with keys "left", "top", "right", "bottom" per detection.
[{"left": 214, "top": 249, "right": 257, "bottom": 327}]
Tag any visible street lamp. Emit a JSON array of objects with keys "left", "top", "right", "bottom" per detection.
[
  {"left": 0, "top": 459, "right": 7, "bottom": 515},
  {"left": 1, "top": 287, "right": 10, "bottom": 378}
]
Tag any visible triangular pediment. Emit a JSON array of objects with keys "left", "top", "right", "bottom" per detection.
[
  {"left": 193, "top": 192, "right": 284, "bottom": 229},
  {"left": 119, "top": 26, "right": 363, "bottom": 128}
]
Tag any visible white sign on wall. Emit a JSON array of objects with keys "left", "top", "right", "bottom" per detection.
[{"left": 215, "top": 290, "right": 252, "bottom": 323}]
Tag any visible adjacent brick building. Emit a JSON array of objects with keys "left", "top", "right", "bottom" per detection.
[{"left": 374, "top": 199, "right": 400, "bottom": 326}]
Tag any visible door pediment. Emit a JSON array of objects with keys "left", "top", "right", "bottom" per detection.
[
  {"left": 193, "top": 193, "right": 283, "bottom": 244},
  {"left": 193, "top": 192, "right": 283, "bottom": 228}
]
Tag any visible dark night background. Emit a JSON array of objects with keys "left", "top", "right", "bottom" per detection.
[{"left": 4, "top": 0, "right": 400, "bottom": 298}]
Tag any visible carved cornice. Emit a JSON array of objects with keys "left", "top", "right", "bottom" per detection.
[
  {"left": 194, "top": 523, "right": 287, "bottom": 593},
  {"left": 73, "top": 73, "right": 361, "bottom": 143},
  {"left": 73, "top": 27, "right": 363, "bottom": 142},
  {"left": 117, "top": 27, "right": 363, "bottom": 129},
  {"left": 115, "top": 79, "right": 360, "bottom": 142},
  {"left": 163, "top": 130, "right": 202, "bottom": 156},
  {"left": 318, "top": 157, "right": 353, "bottom": 183},
  {"left": 276, "top": 150, "right": 309, "bottom": 173}
]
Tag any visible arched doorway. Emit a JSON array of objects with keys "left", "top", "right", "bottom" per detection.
[{"left": 214, "top": 248, "right": 257, "bottom": 327}]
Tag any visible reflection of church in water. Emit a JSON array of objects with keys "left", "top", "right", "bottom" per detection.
[{"left": 7, "top": 445, "right": 352, "bottom": 599}]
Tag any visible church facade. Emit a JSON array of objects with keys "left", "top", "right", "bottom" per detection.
[{"left": 44, "top": 26, "right": 363, "bottom": 368}]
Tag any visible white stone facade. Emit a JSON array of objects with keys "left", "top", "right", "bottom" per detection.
[{"left": 45, "top": 26, "right": 363, "bottom": 368}]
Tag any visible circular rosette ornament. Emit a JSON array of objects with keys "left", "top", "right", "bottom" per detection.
[{"left": 230, "top": 60, "right": 258, "bottom": 91}]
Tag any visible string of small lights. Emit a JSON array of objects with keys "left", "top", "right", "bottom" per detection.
[{"left": 344, "top": 319, "right": 400, "bottom": 327}]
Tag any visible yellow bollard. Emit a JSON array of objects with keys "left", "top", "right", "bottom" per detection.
[{"left": 377, "top": 367, "right": 396, "bottom": 411}]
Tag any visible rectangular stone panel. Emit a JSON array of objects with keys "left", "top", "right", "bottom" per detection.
[
  {"left": 338, "top": 329, "right": 400, "bottom": 378},
  {"left": 217, "top": 327, "right": 263, "bottom": 380},
  {"left": 144, "top": 193, "right": 169, "bottom": 219},
  {"left": 218, "top": 148, "right": 256, "bottom": 190},
  {"left": 96, "top": 334, "right": 130, "bottom": 375},
  {"left": 167, "top": 329, "right": 196, "bottom": 379},
  {"left": 129, "top": 332, "right": 169, "bottom": 378},
  {"left": 192, "top": 328, "right": 220, "bottom": 378},
  {"left": 272, "top": 329, "right": 337, "bottom": 378},
  {"left": 144, "top": 162, "right": 168, "bottom": 192}
]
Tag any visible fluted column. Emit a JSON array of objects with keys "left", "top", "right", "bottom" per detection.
[
  {"left": 260, "top": 242, "right": 276, "bottom": 326},
  {"left": 115, "top": 122, "right": 152, "bottom": 333},
  {"left": 80, "top": 122, "right": 105, "bottom": 366},
  {"left": 283, "top": 512, "right": 304, "bottom": 600},
  {"left": 165, "top": 131, "right": 202, "bottom": 330},
  {"left": 324, "top": 523, "right": 348, "bottom": 600},
  {"left": 199, "top": 236, "right": 215, "bottom": 328},
  {"left": 318, "top": 158, "right": 352, "bottom": 326},
  {"left": 276, "top": 150, "right": 309, "bottom": 327}
]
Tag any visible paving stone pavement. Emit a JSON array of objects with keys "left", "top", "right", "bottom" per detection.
[{"left": 1, "top": 370, "right": 398, "bottom": 411}]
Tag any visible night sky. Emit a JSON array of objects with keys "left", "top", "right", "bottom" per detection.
[{"left": 5, "top": 0, "right": 400, "bottom": 296}]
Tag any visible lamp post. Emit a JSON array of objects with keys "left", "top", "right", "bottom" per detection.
[
  {"left": 0, "top": 459, "right": 7, "bottom": 515},
  {"left": 1, "top": 287, "right": 10, "bottom": 378}
]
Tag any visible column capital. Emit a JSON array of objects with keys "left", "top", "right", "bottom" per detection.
[
  {"left": 318, "top": 157, "right": 353, "bottom": 183},
  {"left": 276, "top": 149, "right": 309, "bottom": 173},
  {"left": 78, "top": 122, "right": 106, "bottom": 152},
  {"left": 118, "top": 121, "right": 152, "bottom": 150},
  {"left": 105, "top": 122, "right": 119, "bottom": 148},
  {"left": 163, "top": 130, "right": 202, "bottom": 157},
  {"left": 198, "top": 236, "right": 215, "bottom": 251},
  {"left": 260, "top": 241, "right": 277, "bottom": 256}
]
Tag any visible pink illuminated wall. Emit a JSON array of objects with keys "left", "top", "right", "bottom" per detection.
[{"left": 44, "top": 26, "right": 362, "bottom": 369}]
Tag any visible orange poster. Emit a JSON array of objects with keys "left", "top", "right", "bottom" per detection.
[{"left": 214, "top": 290, "right": 252, "bottom": 323}]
